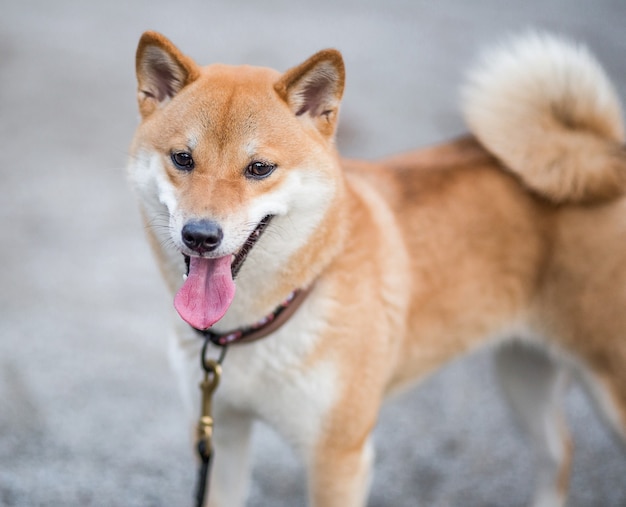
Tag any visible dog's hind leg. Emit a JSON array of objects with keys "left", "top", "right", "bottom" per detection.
[
  {"left": 495, "top": 342, "right": 572, "bottom": 507},
  {"left": 573, "top": 357, "right": 626, "bottom": 449}
]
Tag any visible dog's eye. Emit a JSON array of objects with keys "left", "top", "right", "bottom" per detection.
[
  {"left": 246, "top": 161, "right": 276, "bottom": 179},
  {"left": 171, "top": 151, "right": 195, "bottom": 171}
]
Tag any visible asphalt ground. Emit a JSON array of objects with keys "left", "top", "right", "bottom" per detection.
[{"left": 1, "top": 1, "right": 625, "bottom": 506}]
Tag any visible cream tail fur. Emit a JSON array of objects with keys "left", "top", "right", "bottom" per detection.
[{"left": 463, "top": 32, "right": 626, "bottom": 203}]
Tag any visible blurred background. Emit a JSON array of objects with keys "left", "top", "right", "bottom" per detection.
[{"left": 1, "top": 1, "right": 625, "bottom": 506}]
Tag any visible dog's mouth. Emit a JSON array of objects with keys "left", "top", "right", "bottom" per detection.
[
  {"left": 175, "top": 215, "right": 273, "bottom": 330},
  {"left": 182, "top": 215, "right": 273, "bottom": 279},
  {"left": 231, "top": 214, "right": 274, "bottom": 279}
]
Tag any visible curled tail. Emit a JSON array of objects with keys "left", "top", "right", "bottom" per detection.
[{"left": 463, "top": 32, "right": 626, "bottom": 203}]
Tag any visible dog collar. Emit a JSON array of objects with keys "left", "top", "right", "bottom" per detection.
[{"left": 194, "top": 285, "right": 312, "bottom": 346}]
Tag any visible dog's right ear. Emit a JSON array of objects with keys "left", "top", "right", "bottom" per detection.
[{"left": 135, "top": 31, "right": 200, "bottom": 117}]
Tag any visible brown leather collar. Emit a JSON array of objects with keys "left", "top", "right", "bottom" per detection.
[{"left": 194, "top": 285, "right": 312, "bottom": 346}]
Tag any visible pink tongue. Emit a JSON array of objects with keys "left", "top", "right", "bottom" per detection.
[{"left": 174, "top": 256, "right": 236, "bottom": 330}]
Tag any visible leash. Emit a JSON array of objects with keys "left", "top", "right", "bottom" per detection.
[{"left": 194, "top": 339, "right": 227, "bottom": 507}]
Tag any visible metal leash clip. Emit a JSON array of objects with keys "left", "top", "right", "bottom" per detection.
[
  {"left": 194, "top": 339, "right": 227, "bottom": 507},
  {"left": 197, "top": 358, "right": 221, "bottom": 461}
]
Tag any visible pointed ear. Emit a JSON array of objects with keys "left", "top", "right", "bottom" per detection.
[
  {"left": 274, "top": 49, "right": 345, "bottom": 139},
  {"left": 135, "top": 31, "right": 200, "bottom": 117}
]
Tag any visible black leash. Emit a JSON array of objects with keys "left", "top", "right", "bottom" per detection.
[
  {"left": 194, "top": 338, "right": 228, "bottom": 507},
  {"left": 194, "top": 439, "right": 212, "bottom": 507}
]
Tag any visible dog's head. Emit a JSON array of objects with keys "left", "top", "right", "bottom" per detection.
[{"left": 128, "top": 32, "right": 346, "bottom": 330}]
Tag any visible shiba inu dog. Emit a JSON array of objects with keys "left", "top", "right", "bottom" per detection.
[{"left": 128, "top": 30, "right": 626, "bottom": 507}]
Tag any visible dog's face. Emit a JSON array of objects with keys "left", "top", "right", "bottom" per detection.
[{"left": 128, "top": 32, "right": 345, "bottom": 329}]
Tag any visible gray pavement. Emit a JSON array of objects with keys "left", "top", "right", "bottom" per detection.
[{"left": 1, "top": 1, "right": 626, "bottom": 506}]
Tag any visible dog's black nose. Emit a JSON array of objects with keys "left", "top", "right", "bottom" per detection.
[{"left": 181, "top": 220, "right": 223, "bottom": 254}]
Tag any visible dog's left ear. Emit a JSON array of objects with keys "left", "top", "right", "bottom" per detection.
[
  {"left": 275, "top": 49, "right": 345, "bottom": 139},
  {"left": 135, "top": 31, "right": 200, "bottom": 117}
]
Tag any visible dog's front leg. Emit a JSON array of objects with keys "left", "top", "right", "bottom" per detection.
[
  {"left": 251, "top": 351, "right": 378, "bottom": 507},
  {"left": 308, "top": 435, "right": 375, "bottom": 507},
  {"left": 207, "top": 408, "right": 254, "bottom": 507},
  {"left": 169, "top": 331, "right": 254, "bottom": 507}
]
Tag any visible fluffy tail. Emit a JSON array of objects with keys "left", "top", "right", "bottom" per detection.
[{"left": 463, "top": 32, "right": 626, "bottom": 203}]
